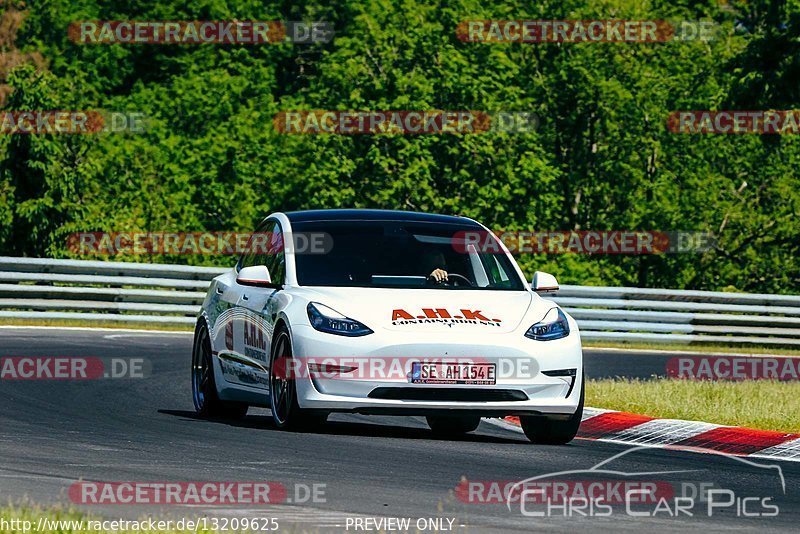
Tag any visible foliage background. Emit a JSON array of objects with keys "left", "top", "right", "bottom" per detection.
[{"left": 0, "top": 0, "right": 798, "bottom": 293}]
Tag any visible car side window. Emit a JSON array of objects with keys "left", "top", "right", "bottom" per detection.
[
  {"left": 238, "top": 220, "right": 272, "bottom": 270},
  {"left": 259, "top": 222, "right": 286, "bottom": 285}
]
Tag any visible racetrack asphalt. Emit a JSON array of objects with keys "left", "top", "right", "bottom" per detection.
[{"left": 0, "top": 327, "right": 797, "bottom": 533}]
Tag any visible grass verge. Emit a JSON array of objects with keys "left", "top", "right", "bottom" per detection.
[
  {"left": 583, "top": 340, "right": 800, "bottom": 357},
  {"left": 587, "top": 378, "right": 800, "bottom": 433}
]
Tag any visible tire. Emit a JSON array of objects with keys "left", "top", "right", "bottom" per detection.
[
  {"left": 269, "top": 323, "right": 328, "bottom": 430},
  {"left": 426, "top": 415, "right": 481, "bottom": 436},
  {"left": 192, "top": 322, "right": 248, "bottom": 419},
  {"left": 520, "top": 378, "right": 584, "bottom": 444}
]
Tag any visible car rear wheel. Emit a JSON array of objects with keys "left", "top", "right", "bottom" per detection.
[
  {"left": 192, "top": 322, "right": 248, "bottom": 419},
  {"left": 426, "top": 415, "right": 481, "bottom": 436},
  {"left": 269, "top": 324, "right": 328, "bottom": 430},
  {"left": 519, "top": 379, "right": 584, "bottom": 444}
]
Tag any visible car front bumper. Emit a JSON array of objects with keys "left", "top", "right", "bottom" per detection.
[{"left": 289, "top": 324, "right": 583, "bottom": 417}]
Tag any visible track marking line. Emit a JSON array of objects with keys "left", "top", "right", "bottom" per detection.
[{"left": 0, "top": 325, "right": 192, "bottom": 335}]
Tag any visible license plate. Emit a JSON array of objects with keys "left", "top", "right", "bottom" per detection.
[{"left": 410, "top": 362, "right": 496, "bottom": 385}]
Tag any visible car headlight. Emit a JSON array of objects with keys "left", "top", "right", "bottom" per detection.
[
  {"left": 307, "top": 302, "right": 373, "bottom": 337},
  {"left": 524, "top": 308, "right": 570, "bottom": 341}
]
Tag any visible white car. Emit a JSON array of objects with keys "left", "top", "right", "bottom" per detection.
[{"left": 192, "top": 209, "right": 583, "bottom": 443}]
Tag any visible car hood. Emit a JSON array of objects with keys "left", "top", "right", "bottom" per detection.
[{"left": 297, "top": 287, "right": 552, "bottom": 334}]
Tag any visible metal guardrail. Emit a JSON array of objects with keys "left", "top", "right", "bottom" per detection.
[
  {"left": 0, "top": 257, "right": 224, "bottom": 326},
  {"left": 0, "top": 257, "right": 798, "bottom": 346},
  {"left": 557, "top": 285, "right": 800, "bottom": 346}
]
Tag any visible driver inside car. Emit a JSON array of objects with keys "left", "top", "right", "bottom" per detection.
[{"left": 421, "top": 249, "right": 449, "bottom": 284}]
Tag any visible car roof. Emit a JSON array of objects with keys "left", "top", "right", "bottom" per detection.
[{"left": 283, "top": 209, "right": 482, "bottom": 227}]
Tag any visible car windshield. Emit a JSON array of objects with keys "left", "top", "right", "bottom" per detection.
[{"left": 291, "top": 220, "right": 526, "bottom": 290}]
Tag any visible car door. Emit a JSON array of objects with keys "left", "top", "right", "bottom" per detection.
[
  {"left": 208, "top": 268, "right": 240, "bottom": 361},
  {"left": 233, "top": 220, "right": 286, "bottom": 390}
]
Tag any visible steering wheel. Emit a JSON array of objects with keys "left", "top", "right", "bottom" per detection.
[{"left": 442, "top": 273, "right": 474, "bottom": 287}]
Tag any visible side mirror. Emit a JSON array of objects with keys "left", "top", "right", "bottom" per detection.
[
  {"left": 532, "top": 271, "right": 559, "bottom": 293},
  {"left": 236, "top": 265, "right": 275, "bottom": 288}
]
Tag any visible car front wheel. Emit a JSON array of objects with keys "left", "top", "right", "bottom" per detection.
[{"left": 269, "top": 324, "right": 327, "bottom": 430}]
